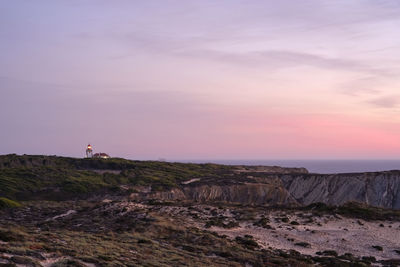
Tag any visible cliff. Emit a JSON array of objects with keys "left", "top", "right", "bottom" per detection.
[
  {"left": 183, "top": 182, "right": 296, "bottom": 205},
  {"left": 1, "top": 154, "right": 400, "bottom": 209},
  {"left": 0, "top": 154, "right": 303, "bottom": 206},
  {"left": 130, "top": 179, "right": 298, "bottom": 206},
  {"left": 279, "top": 171, "right": 400, "bottom": 209},
  {"left": 139, "top": 169, "right": 400, "bottom": 209},
  {"left": 3, "top": 155, "right": 400, "bottom": 267}
]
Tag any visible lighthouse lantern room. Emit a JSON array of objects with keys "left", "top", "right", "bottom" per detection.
[{"left": 86, "top": 144, "right": 93, "bottom": 158}]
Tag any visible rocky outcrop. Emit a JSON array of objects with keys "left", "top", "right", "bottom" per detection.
[
  {"left": 130, "top": 179, "right": 298, "bottom": 206},
  {"left": 3, "top": 154, "right": 400, "bottom": 210},
  {"left": 130, "top": 171, "right": 400, "bottom": 209},
  {"left": 182, "top": 182, "right": 297, "bottom": 205},
  {"left": 133, "top": 188, "right": 187, "bottom": 201},
  {"left": 280, "top": 171, "right": 400, "bottom": 209}
]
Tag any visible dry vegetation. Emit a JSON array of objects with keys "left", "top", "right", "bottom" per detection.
[{"left": 1, "top": 155, "right": 400, "bottom": 266}]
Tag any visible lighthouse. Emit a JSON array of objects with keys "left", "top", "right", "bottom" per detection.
[
  {"left": 86, "top": 144, "right": 93, "bottom": 158},
  {"left": 84, "top": 144, "right": 110, "bottom": 159}
]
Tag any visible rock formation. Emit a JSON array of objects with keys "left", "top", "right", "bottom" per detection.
[
  {"left": 1, "top": 154, "right": 400, "bottom": 209},
  {"left": 279, "top": 171, "right": 400, "bottom": 209}
]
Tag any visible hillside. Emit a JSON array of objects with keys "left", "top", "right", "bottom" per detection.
[
  {"left": 1, "top": 154, "right": 400, "bottom": 266},
  {"left": 281, "top": 171, "right": 400, "bottom": 209},
  {"left": 1, "top": 154, "right": 400, "bottom": 209},
  {"left": 0, "top": 154, "right": 306, "bottom": 203}
]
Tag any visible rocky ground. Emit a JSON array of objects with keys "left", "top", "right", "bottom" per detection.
[
  {"left": 1, "top": 199, "right": 400, "bottom": 267},
  {"left": 1, "top": 155, "right": 400, "bottom": 266},
  {"left": 156, "top": 202, "right": 400, "bottom": 262}
]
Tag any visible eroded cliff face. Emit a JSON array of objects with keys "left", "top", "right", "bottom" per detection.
[
  {"left": 130, "top": 170, "right": 400, "bottom": 209},
  {"left": 130, "top": 179, "right": 298, "bottom": 206},
  {"left": 280, "top": 171, "right": 400, "bottom": 209},
  {"left": 2, "top": 155, "right": 399, "bottom": 210},
  {"left": 182, "top": 183, "right": 297, "bottom": 205}
]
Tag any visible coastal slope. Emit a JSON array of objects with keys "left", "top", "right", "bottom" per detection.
[{"left": 279, "top": 171, "right": 400, "bottom": 209}]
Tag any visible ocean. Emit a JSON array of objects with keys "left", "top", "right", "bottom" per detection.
[{"left": 179, "top": 160, "right": 400, "bottom": 174}]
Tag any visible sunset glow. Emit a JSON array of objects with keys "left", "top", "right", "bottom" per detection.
[{"left": 1, "top": 1, "right": 400, "bottom": 159}]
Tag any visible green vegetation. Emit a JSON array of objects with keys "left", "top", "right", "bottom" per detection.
[
  {"left": 0, "top": 154, "right": 232, "bottom": 201},
  {"left": 372, "top": 245, "right": 383, "bottom": 251},
  {"left": 294, "top": 242, "right": 311, "bottom": 248},
  {"left": 304, "top": 201, "right": 400, "bottom": 221},
  {"left": 234, "top": 235, "right": 259, "bottom": 249},
  {"left": 0, "top": 202, "right": 318, "bottom": 267},
  {"left": 1, "top": 154, "right": 400, "bottom": 266},
  {"left": 253, "top": 217, "right": 273, "bottom": 229},
  {"left": 0, "top": 197, "right": 21, "bottom": 209},
  {"left": 317, "top": 250, "right": 338, "bottom": 257},
  {"left": 204, "top": 217, "right": 239, "bottom": 229},
  {"left": 0, "top": 227, "right": 26, "bottom": 242},
  {"left": 50, "top": 259, "right": 87, "bottom": 267},
  {"left": 1, "top": 199, "right": 398, "bottom": 266}
]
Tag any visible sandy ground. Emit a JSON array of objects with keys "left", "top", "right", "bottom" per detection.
[
  {"left": 40, "top": 256, "right": 96, "bottom": 267},
  {"left": 1, "top": 253, "right": 96, "bottom": 267},
  {"left": 209, "top": 211, "right": 400, "bottom": 260},
  {"left": 3, "top": 202, "right": 399, "bottom": 266},
  {"left": 156, "top": 204, "right": 400, "bottom": 260}
]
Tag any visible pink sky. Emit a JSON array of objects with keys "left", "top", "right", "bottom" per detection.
[{"left": 1, "top": 1, "right": 400, "bottom": 159}]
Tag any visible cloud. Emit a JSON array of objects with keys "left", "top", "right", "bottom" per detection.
[
  {"left": 339, "top": 77, "right": 382, "bottom": 96},
  {"left": 0, "top": 75, "right": 227, "bottom": 156},
  {"left": 253, "top": 50, "right": 370, "bottom": 71},
  {"left": 368, "top": 95, "right": 400, "bottom": 108},
  {"left": 178, "top": 49, "right": 382, "bottom": 74},
  {"left": 0, "top": 76, "right": 208, "bottom": 116}
]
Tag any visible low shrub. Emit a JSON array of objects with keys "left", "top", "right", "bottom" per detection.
[
  {"left": 295, "top": 242, "right": 311, "bottom": 248},
  {"left": 0, "top": 197, "right": 21, "bottom": 209},
  {"left": 50, "top": 259, "right": 87, "bottom": 267},
  {"left": 0, "top": 228, "right": 26, "bottom": 242},
  {"left": 372, "top": 245, "right": 383, "bottom": 251},
  {"left": 235, "top": 236, "right": 259, "bottom": 249}
]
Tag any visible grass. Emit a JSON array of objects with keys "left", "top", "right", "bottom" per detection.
[
  {"left": 0, "top": 227, "right": 27, "bottom": 242},
  {"left": 1, "top": 200, "right": 398, "bottom": 266},
  {"left": 1, "top": 154, "right": 399, "bottom": 266},
  {"left": 0, "top": 197, "right": 21, "bottom": 209},
  {"left": 0, "top": 154, "right": 233, "bottom": 201},
  {"left": 205, "top": 217, "right": 239, "bottom": 229},
  {"left": 304, "top": 201, "right": 400, "bottom": 221},
  {"left": 0, "top": 218, "right": 306, "bottom": 266}
]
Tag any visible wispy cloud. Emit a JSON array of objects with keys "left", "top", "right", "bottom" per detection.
[
  {"left": 368, "top": 95, "right": 400, "bottom": 108},
  {"left": 2, "top": 1, "right": 400, "bottom": 158},
  {"left": 339, "top": 77, "right": 382, "bottom": 96},
  {"left": 178, "top": 49, "right": 384, "bottom": 75}
]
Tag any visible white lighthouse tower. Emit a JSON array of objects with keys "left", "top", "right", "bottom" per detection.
[{"left": 86, "top": 144, "right": 93, "bottom": 158}]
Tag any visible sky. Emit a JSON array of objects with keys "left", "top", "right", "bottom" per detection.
[{"left": 1, "top": 0, "right": 400, "bottom": 160}]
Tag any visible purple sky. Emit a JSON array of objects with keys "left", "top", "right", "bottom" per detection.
[{"left": 1, "top": 1, "right": 400, "bottom": 160}]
